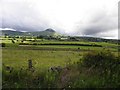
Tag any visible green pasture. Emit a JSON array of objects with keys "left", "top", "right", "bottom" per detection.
[
  {"left": 1, "top": 37, "right": 118, "bottom": 46},
  {"left": 2, "top": 49, "right": 82, "bottom": 70},
  {"left": 1, "top": 37, "right": 120, "bottom": 88},
  {"left": 2, "top": 37, "right": 119, "bottom": 70}
]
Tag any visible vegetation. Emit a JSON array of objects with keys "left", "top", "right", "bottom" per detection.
[
  {"left": 74, "top": 50, "right": 120, "bottom": 88},
  {"left": 2, "top": 49, "right": 120, "bottom": 88},
  {"left": 1, "top": 43, "right": 5, "bottom": 47},
  {"left": 1, "top": 33, "right": 119, "bottom": 88}
]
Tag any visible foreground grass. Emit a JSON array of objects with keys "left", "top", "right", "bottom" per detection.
[
  {"left": 2, "top": 49, "right": 120, "bottom": 88},
  {"left": 2, "top": 38, "right": 119, "bottom": 88},
  {"left": 2, "top": 48, "right": 81, "bottom": 70}
]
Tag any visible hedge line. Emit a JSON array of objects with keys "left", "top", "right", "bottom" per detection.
[{"left": 19, "top": 43, "right": 102, "bottom": 47}]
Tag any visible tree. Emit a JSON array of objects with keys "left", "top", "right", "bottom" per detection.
[
  {"left": 4, "top": 34, "right": 8, "bottom": 38},
  {"left": 11, "top": 40, "right": 15, "bottom": 43}
]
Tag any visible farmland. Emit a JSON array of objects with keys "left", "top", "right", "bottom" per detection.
[{"left": 1, "top": 36, "right": 120, "bottom": 88}]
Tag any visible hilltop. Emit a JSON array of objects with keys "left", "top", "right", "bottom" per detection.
[
  {"left": 0, "top": 28, "right": 119, "bottom": 44},
  {"left": 1, "top": 28, "right": 59, "bottom": 37}
]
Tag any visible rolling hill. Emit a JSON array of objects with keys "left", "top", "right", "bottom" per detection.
[
  {"left": 0, "top": 28, "right": 119, "bottom": 44},
  {"left": 0, "top": 28, "right": 60, "bottom": 37}
]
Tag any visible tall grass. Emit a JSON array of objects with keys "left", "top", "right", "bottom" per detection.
[{"left": 2, "top": 49, "right": 120, "bottom": 88}]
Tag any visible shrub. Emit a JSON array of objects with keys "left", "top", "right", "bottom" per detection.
[
  {"left": 83, "top": 50, "right": 108, "bottom": 65},
  {"left": 19, "top": 43, "right": 29, "bottom": 45},
  {"left": 81, "top": 49, "right": 119, "bottom": 72},
  {"left": 33, "top": 43, "right": 37, "bottom": 45},
  {"left": 11, "top": 40, "right": 15, "bottom": 43},
  {"left": 1, "top": 43, "right": 6, "bottom": 47},
  {"left": 75, "top": 50, "right": 120, "bottom": 87}
]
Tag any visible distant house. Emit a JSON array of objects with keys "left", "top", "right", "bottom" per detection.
[{"left": 60, "top": 38, "right": 68, "bottom": 40}]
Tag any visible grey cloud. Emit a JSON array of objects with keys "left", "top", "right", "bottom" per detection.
[
  {"left": 0, "top": 0, "right": 118, "bottom": 39},
  {"left": 76, "top": 11, "right": 117, "bottom": 37},
  {"left": 1, "top": 0, "right": 50, "bottom": 31}
]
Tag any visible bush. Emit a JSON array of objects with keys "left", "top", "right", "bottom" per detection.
[
  {"left": 33, "top": 43, "right": 37, "bottom": 45},
  {"left": 1, "top": 43, "right": 6, "bottom": 47},
  {"left": 81, "top": 49, "right": 120, "bottom": 74},
  {"left": 75, "top": 50, "right": 120, "bottom": 88},
  {"left": 12, "top": 40, "right": 15, "bottom": 43},
  {"left": 82, "top": 50, "right": 112, "bottom": 66},
  {"left": 19, "top": 43, "right": 29, "bottom": 45}
]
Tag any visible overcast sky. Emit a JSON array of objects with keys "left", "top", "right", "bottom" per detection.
[{"left": 0, "top": 0, "right": 119, "bottom": 39}]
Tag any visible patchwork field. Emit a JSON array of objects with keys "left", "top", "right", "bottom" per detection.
[
  {"left": 2, "top": 49, "right": 82, "bottom": 70},
  {"left": 1, "top": 37, "right": 120, "bottom": 88}
]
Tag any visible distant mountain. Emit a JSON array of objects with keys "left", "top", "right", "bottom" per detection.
[
  {"left": 0, "top": 29, "right": 119, "bottom": 44},
  {"left": 1, "top": 30, "right": 23, "bottom": 36},
  {"left": 25, "top": 28, "right": 57, "bottom": 36},
  {"left": 0, "top": 28, "right": 60, "bottom": 37},
  {"left": 45, "top": 28, "right": 55, "bottom": 32}
]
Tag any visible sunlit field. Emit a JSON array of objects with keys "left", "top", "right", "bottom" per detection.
[{"left": 1, "top": 37, "right": 120, "bottom": 88}]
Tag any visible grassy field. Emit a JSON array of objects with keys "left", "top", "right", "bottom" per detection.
[
  {"left": 1, "top": 37, "right": 120, "bottom": 88},
  {"left": 2, "top": 38, "right": 118, "bottom": 69},
  {"left": 2, "top": 49, "right": 82, "bottom": 70}
]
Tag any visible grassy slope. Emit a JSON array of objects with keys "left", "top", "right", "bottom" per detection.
[
  {"left": 2, "top": 49, "right": 81, "bottom": 70},
  {"left": 2, "top": 38, "right": 118, "bottom": 69},
  {"left": 2, "top": 38, "right": 119, "bottom": 88}
]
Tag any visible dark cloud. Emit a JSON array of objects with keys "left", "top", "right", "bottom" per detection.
[
  {"left": 1, "top": 1, "right": 50, "bottom": 31},
  {"left": 81, "top": 12, "right": 117, "bottom": 36},
  {"left": 0, "top": 0, "right": 118, "bottom": 39}
]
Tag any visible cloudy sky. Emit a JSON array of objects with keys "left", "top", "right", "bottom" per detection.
[{"left": 0, "top": 0, "right": 119, "bottom": 39}]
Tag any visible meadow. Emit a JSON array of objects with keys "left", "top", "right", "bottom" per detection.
[{"left": 1, "top": 37, "right": 120, "bottom": 88}]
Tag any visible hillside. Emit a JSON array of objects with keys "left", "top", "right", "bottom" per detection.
[
  {"left": 1, "top": 28, "right": 59, "bottom": 37},
  {"left": 1, "top": 30, "right": 23, "bottom": 36},
  {"left": 24, "top": 28, "right": 57, "bottom": 36},
  {"left": 0, "top": 28, "right": 119, "bottom": 44}
]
